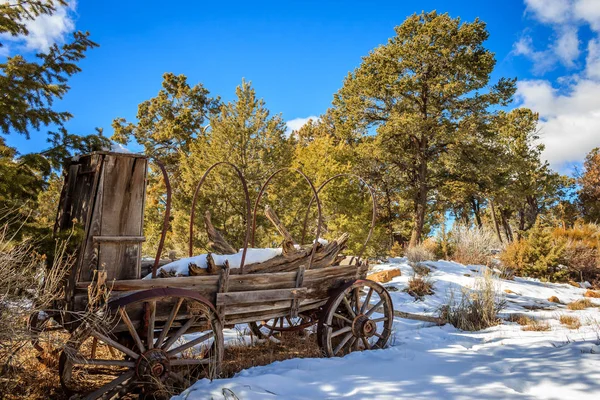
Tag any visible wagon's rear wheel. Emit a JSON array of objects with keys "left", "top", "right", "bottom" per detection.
[
  {"left": 59, "top": 290, "right": 223, "bottom": 399},
  {"left": 248, "top": 312, "right": 318, "bottom": 342},
  {"left": 318, "top": 279, "right": 393, "bottom": 357}
]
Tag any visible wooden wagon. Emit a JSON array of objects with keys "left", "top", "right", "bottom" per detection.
[{"left": 31, "top": 152, "right": 394, "bottom": 399}]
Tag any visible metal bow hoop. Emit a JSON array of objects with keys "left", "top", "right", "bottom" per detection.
[
  {"left": 251, "top": 168, "right": 323, "bottom": 270},
  {"left": 189, "top": 162, "right": 252, "bottom": 273},
  {"left": 300, "top": 173, "right": 377, "bottom": 265},
  {"left": 152, "top": 160, "right": 172, "bottom": 279}
]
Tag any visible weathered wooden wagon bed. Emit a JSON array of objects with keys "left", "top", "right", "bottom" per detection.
[{"left": 33, "top": 152, "right": 393, "bottom": 400}]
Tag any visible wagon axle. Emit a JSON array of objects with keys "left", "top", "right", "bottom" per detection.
[
  {"left": 136, "top": 349, "right": 170, "bottom": 382},
  {"left": 352, "top": 314, "right": 377, "bottom": 338}
]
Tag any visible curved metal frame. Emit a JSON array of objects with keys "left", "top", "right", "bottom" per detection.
[
  {"left": 300, "top": 173, "right": 377, "bottom": 265},
  {"left": 250, "top": 168, "right": 323, "bottom": 270},
  {"left": 188, "top": 162, "right": 252, "bottom": 273},
  {"left": 151, "top": 160, "right": 172, "bottom": 279}
]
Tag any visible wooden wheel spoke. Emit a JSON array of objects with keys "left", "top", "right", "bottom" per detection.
[
  {"left": 74, "top": 358, "right": 135, "bottom": 368},
  {"left": 361, "top": 288, "right": 373, "bottom": 314},
  {"left": 90, "top": 330, "right": 139, "bottom": 360},
  {"left": 347, "top": 336, "right": 357, "bottom": 353},
  {"left": 365, "top": 299, "right": 384, "bottom": 317},
  {"left": 168, "top": 371, "right": 186, "bottom": 384},
  {"left": 170, "top": 358, "right": 211, "bottom": 366},
  {"left": 156, "top": 297, "right": 184, "bottom": 348},
  {"left": 146, "top": 300, "right": 156, "bottom": 349},
  {"left": 331, "top": 326, "right": 352, "bottom": 338},
  {"left": 342, "top": 296, "right": 356, "bottom": 318},
  {"left": 82, "top": 370, "right": 134, "bottom": 400},
  {"left": 373, "top": 332, "right": 383, "bottom": 339},
  {"left": 90, "top": 337, "right": 98, "bottom": 359},
  {"left": 162, "top": 317, "right": 197, "bottom": 351},
  {"left": 353, "top": 288, "right": 361, "bottom": 314},
  {"left": 361, "top": 337, "right": 371, "bottom": 350},
  {"left": 333, "top": 332, "right": 354, "bottom": 356},
  {"left": 167, "top": 331, "right": 213, "bottom": 357},
  {"left": 370, "top": 317, "right": 388, "bottom": 323},
  {"left": 119, "top": 307, "right": 146, "bottom": 353},
  {"left": 333, "top": 313, "right": 353, "bottom": 324}
]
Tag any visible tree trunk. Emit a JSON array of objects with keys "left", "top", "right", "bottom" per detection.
[
  {"left": 471, "top": 197, "right": 482, "bottom": 228},
  {"left": 489, "top": 199, "right": 503, "bottom": 244},
  {"left": 500, "top": 209, "right": 514, "bottom": 242},
  {"left": 409, "top": 181, "right": 428, "bottom": 248}
]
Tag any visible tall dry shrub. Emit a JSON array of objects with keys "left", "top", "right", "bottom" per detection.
[
  {"left": 0, "top": 220, "right": 75, "bottom": 393},
  {"left": 442, "top": 268, "right": 505, "bottom": 331},
  {"left": 406, "top": 244, "right": 434, "bottom": 265},
  {"left": 450, "top": 224, "right": 502, "bottom": 265}
]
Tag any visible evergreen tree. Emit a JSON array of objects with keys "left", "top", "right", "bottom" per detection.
[
  {"left": 491, "top": 109, "right": 569, "bottom": 241},
  {"left": 112, "top": 73, "right": 220, "bottom": 255},
  {"left": 579, "top": 147, "right": 600, "bottom": 223},
  {"left": 178, "top": 80, "right": 294, "bottom": 253},
  {"left": 331, "top": 11, "right": 516, "bottom": 247},
  {"left": 0, "top": 1, "right": 97, "bottom": 136}
]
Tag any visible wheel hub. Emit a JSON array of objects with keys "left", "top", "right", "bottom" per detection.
[
  {"left": 352, "top": 314, "right": 377, "bottom": 338},
  {"left": 136, "top": 348, "right": 170, "bottom": 381}
]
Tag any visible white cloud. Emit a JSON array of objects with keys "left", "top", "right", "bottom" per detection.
[
  {"left": 286, "top": 116, "right": 319, "bottom": 134},
  {"left": 554, "top": 27, "right": 580, "bottom": 67},
  {"left": 585, "top": 38, "right": 600, "bottom": 79},
  {"left": 514, "top": 0, "right": 600, "bottom": 169},
  {"left": 1, "top": 1, "right": 77, "bottom": 54},
  {"left": 574, "top": 0, "right": 600, "bottom": 31},
  {"left": 513, "top": 36, "right": 557, "bottom": 74},
  {"left": 517, "top": 78, "right": 600, "bottom": 168},
  {"left": 525, "top": 0, "right": 572, "bottom": 24}
]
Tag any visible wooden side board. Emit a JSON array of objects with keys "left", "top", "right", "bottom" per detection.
[{"left": 73, "top": 262, "right": 368, "bottom": 326}]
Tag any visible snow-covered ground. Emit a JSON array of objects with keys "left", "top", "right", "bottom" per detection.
[{"left": 174, "top": 259, "right": 600, "bottom": 400}]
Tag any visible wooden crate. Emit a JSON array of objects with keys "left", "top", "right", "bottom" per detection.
[{"left": 55, "top": 152, "right": 148, "bottom": 295}]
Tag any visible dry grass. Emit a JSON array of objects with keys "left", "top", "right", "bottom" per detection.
[
  {"left": 406, "top": 245, "right": 434, "bottom": 265},
  {"left": 442, "top": 269, "right": 505, "bottom": 331},
  {"left": 548, "top": 296, "right": 562, "bottom": 303},
  {"left": 506, "top": 313, "right": 534, "bottom": 325},
  {"left": 559, "top": 315, "right": 581, "bottom": 329},
  {"left": 406, "top": 275, "right": 434, "bottom": 299},
  {"left": 522, "top": 320, "right": 551, "bottom": 331},
  {"left": 584, "top": 290, "right": 600, "bottom": 298},
  {"left": 222, "top": 333, "right": 322, "bottom": 378},
  {"left": 506, "top": 313, "right": 551, "bottom": 331},
  {"left": 567, "top": 299, "right": 594, "bottom": 310},
  {"left": 450, "top": 224, "right": 502, "bottom": 265}
]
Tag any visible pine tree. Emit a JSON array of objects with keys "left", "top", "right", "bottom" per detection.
[
  {"left": 112, "top": 73, "right": 220, "bottom": 255},
  {"left": 178, "top": 80, "right": 295, "bottom": 253},
  {"left": 579, "top": 147, "right": 600, "bottom": 223},
  {"left": 331, "top": 11, "right": 516, "bottom": 247},
  {"left": 0, "top": 1, "right": 98, "bottom": 136}
]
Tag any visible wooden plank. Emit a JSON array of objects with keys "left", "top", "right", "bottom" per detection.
[
  {"left": 216, "top": 288, "right": 307, "bottom": 307},
  {"left": 77, "top": 262, "right": 360, "bottom": 292},
  {"left": 291, "top": 265, "right": 305, "bottom": 318},
  {"left": 216, "top": 263, "right": 230, "bottom": 316},
  {"left": 93, "top": 236, "right": 146, "bottom": 243},
  {"left": 97, "top": 156, "right": 147, "bottom": 281}
]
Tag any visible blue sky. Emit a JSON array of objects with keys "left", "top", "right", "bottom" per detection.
[{"left": 3, "top": 0, "right": 600, "bottom": 172}]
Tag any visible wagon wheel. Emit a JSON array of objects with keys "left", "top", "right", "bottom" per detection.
[
  {"left": 29, "top": 310, "right": 66, "bottom": 361},
  {"left": 248, "top": 311, "right": 318, "bottom": 342},
  {"left": 59, "top": 289, "right": 223, "bottom": 399},
  {"left": 318, "top": 280, "right": 393, "bottom": 357}
]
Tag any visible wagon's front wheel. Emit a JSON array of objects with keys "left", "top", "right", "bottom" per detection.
[
  {"left": 318, "top": 279, "right": 393, "bottom": 357},
  {"left": 59, "top": 290, "right": 223, "bottom": 399}
]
